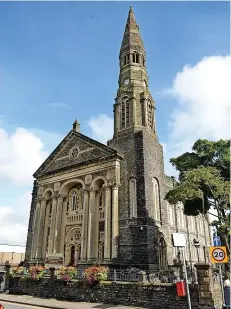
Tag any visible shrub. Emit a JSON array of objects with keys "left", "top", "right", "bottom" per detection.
[
  {"left": 56, "top": 266, "right": 77, "bottom": 282},
  {"left": 28, "top": 265, "right": 46, "bottom": 281},
  {"left": 83, "top": 266, "right": 108, "bottom": 286}
]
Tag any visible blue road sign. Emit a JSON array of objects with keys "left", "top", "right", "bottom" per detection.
[{"left": 213, "top": 236, "right": 221, "bottom": 246}]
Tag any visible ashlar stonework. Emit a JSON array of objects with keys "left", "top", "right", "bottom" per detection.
[{"left": 25, "top": 6, "right": 211, "bottom": 270}]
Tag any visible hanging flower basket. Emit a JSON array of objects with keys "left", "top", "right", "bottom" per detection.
[
  {"left": 83, "top": 266, "right": 108, "bottom": 287},
  {"left": 56, "top": 266, "right": 77, "bottom": 282},
  {"left": 28, "top": 265, "right": 46, "bottom": 281}
]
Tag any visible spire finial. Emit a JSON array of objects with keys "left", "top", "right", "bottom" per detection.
[
  {"left": 72, "top": 119, "right": 80, "bottom": 133},
  {"left": 120, "top": 6, "right": 145, "bottom": 58}
]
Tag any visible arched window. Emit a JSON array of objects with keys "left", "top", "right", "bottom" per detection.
[
  {"left": 168, "top": 203, "right": 174, "bottom": 226},
  {"left": 152, "top": 178, "right": 160, "bottom": 221},
  {"left": 123, "top": 54, "right": 130, "bottom": 65},
  {"left": 121, "top": 96, "right": 130, "bottom": 129},
  {"left": 72, "top": 192, "right": 77, "bottom": 211},
  {"left": 147, "top": 100, "right": 153, "bottom": 129},
  {"left": 132, "top": 52, "right": 140, "bottom": 63},
  {"left": 159, "top": 237, "right": 167, "bottom": 270},
  {"left": 129, "top": 178, "right": 137, "bottom": 218}
]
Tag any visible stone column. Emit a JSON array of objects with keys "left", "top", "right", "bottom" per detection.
[
  {"left": 64, "top": 245, "right": 70, "bottom": 265},
  {"left": 87, "top": 188, "right": 95, "bottom": 260},
  {"left": 81, "top": 189, "right": 89, "bottom": 260},
  {"left": 31, "top": 199, "right": 41, "bottom": 259},
  {"left": 53, "top": 195, "right": 64, "bottom": 253},
  {"left": 104, "top": 185, "right": 112, "bottom": 260},
  {"left": 194, "top": 263, "right": 222, "bottom": 309},
  {"left": 59, "top": 197, "right": 67, "bottom": 254},
  {"left": 48, "top": 196, "right": 57, "bottom": 253},
  {"left": 112, "top": 184, "right": 119, "bottom": 259},
  {"left": 42, "top": 199, "right": 50, "bottom": 258},
  {"left": 94, "top": 191, "right": 100, "bottom": 259},
  {"left": 37, "top": 198, "right": 46, "bottom": 260}
]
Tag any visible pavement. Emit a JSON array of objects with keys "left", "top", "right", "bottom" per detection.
[{"left": 0, "top": 294, "right": 142, "bottom": 309}]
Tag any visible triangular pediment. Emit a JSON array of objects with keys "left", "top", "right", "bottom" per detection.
[{"left": 34, "top": 130, "right": 122, "bottom": 178}]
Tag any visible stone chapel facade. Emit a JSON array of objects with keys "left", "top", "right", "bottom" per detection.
[{"left": 25, "top": 7, "right": 211, "bottom": 270}]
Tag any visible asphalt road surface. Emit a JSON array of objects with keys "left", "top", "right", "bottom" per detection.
[{"left": 0, "top": 302, "right": 50, "bottom": 309}]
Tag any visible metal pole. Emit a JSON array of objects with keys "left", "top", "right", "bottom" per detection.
[
  {"left": 182, "top": 247, "right": 192, "bottom": 309},
  {"left": 218, "top": 264, "right": 225, "bottom": 306},
  {"left": 214, "top": 228, "right": 225, "bottom": 306}
]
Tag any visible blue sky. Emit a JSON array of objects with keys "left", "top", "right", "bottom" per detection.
[{"left": 0, "top": 1, "right": 230, "bottom": 245}]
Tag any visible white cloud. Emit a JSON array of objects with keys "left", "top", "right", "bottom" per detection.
[
  {"left": 0, "top": 125, "right": 64, "bottom": 245},
  {"left": 88, "top": 114, "right": 113, "bottom": 144},
  {"left": 0, "top": 190, "right": 31, "bottom": 245},
  {"left": 0, "top": 127, "right": 48, "bottom": 185},
  {"left": 163, "top": 55, "right": 231, "bottom": 176}
]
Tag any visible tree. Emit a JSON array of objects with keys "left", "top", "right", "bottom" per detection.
[{"left": 165, "top": 139, "right": 230, "bottom": 255}]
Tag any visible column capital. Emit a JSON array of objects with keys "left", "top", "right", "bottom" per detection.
[
  {"left": 112, "top": 183, "right": 120, "bottom": 190},
  {"left": 35, "top": 197, "right": 43, "bottom": 203},
  {"left": 89, "top": 187, "right": 96, "bottom": 193},
  {"left": 83, "top": 189, "right": 90, "bottom": 195}
]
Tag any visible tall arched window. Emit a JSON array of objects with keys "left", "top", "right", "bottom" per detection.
[
  {"left": 159, "top": 237, "right": 167, "bottom": 270},
  {"left": 121, "top": 96, "right": 130, "bottom": 129},
  {"left": 132, "top": 52, "right": 140, "bottom": 63},
  {"left": 129, "top": 178, "right": 137, "bottom": 218},
  {"left": 72, "top": 192, "right": 77, "bottom": 211},
  {"left": 168, "top": 202, "right": 174, "bottom": 226},
  {"left": 147, "top": 100, "right": 153, "bottom": 129},
  {"left": 123, "top": 54, "right": 130, "bottom": 65},
  {"left": 152, "top": 178, "right": 160, "bottom": 221}
]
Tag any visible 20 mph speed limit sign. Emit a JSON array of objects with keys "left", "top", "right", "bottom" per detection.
[{"left": 210, "top": 246, "right": 229, "bottom": 263}]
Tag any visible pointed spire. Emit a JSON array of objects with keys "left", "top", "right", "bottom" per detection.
[
  {"left": 120, "top": 6, "right": 145, "bottom": 58},
  {"left": 126, "top": 6, "right": 137, "bottom": 26},
  {"left": 72, "top": 119, "right": 80, "bottom": 133}
]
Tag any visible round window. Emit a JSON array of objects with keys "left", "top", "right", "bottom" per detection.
[{"left": 69, "top": 147, "right": 79, "bottom": 159}]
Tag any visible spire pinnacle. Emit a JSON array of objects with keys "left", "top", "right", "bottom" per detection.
[
  {"left": 72, "top": 119, "right": 80, "bottom": 133},
  {"left": 120, "top": 6, "right": 145, "bottom": 58}
]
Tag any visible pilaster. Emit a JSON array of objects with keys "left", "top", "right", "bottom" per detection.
[
  {"left": 104, "top": 185, "right": 112, "bottom": 260},
  {"left": 37, "top": 198, "right": 46, "bottom": 259},
  {"left": 48, "top": 196, "right": 57, "bottom": 253},
  {"left": 81, "top": 189, "right": 89, "bottom": 260},
  {"left": 31, "top": 198, "right": 42, "bottom": 259},
  {"left": 87, "top": 187, "right": 96, "bottom": 259},
  {"left": 54, "top": 195, "right": 65, "bottom": 253},
  {"left": 112, "top": 183, "right": 119, "bottom": 259},
  {"left": 60, "top": 197, "right": 68, "bottom": 253}
]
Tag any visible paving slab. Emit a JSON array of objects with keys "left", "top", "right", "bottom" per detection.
[{"left": 0, "top": 294, "right": 142, "bottom": 309}]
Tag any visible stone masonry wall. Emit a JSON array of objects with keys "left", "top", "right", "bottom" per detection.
[{"left": 9, "top": 277, "right": 199, "bottom": 309}]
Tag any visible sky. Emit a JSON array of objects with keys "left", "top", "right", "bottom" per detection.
[{"left": 0, "top": 1, "right": 230, "bottom": 246}]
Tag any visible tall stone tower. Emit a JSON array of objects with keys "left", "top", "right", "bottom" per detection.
[{"left": 108, "top": 6, "right": 169, "bottom": 270}]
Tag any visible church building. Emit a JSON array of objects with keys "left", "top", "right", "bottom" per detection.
[{"left": 25, "top": 7, "right": 211, "bottom": 270}]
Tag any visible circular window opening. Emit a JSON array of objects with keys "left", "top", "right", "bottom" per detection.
[{"left": 69, "top": 147, "right": 79, "bottom": 159}]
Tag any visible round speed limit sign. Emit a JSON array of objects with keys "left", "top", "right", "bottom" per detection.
[{"left": 210, "top": 246, "right": 229, "bottom": 263}]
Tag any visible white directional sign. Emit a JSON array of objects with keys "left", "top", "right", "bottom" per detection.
[{"left": 210, "top": 246, "right": 229, "bottom": 263}]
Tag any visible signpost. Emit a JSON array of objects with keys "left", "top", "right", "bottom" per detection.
[
  {"left": 172, "top": 233, "right": 191, "bottom": 309},
  {"left": 210, "top": 230, "right": 229, "bottom": 307}
]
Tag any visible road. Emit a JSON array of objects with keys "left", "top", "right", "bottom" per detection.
[{"left": 0, "top": 302, "right": 50, "bottom": 309}]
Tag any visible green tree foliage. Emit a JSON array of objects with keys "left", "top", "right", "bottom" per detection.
[{"left": 165, "top": 139, "right": 230, "bottom": 254}]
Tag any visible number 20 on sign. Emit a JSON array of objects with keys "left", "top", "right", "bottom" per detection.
[{"left": 210, "top": 246, "right": 229, "bottom": 263}]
